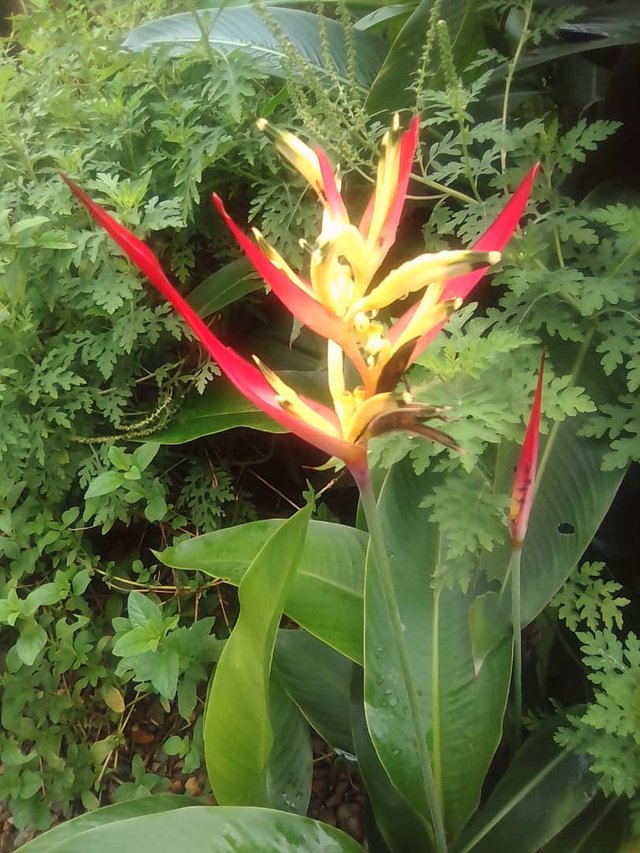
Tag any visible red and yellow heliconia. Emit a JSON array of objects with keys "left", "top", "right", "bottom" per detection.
[{"left": 63, "top": 115, "right": 538, "bottom": 483}]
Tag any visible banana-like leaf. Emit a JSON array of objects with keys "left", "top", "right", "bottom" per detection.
[
  {"left": 351, "top": 668, "right": 434, "bottom": 853},
  {"left": 186, "top": 258, "right": 260, "bottom": 318},
  {"left": 123, "top": 8, "right": 386, "bottom": 88},
  {"left": 265, "top": 677, "right": 313, "bottom": 814},
  {"left": 365, "top": 0, "right": 483, "bottom": 117},
  {"left": 148, "top": 381, "right": 286, "bottom": 444},
  {"left": 157, "top": 518, "right": 366, "bottom": 662},
  {"left": 363, "top": 460, "right": 512, "bottom": 839},
  {"left": 205, "top": 504, "right": 311, "bottom": 806},
  {"left": 542, "top": 794, "right": 633, "bottom": 853},
  {"left": 274, "top": 629, "right": 355, "bottom": 755},
  {"left": 451, "top": 721, "right": 598, "bottom": 853},
  {"left": 20, "top": 802, "right": 363, "bottom": 852},
  {"left": 18, "top": 796, "right": 196, "bottom": 852}
]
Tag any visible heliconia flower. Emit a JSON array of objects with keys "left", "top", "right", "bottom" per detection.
[
  {"left": 62, "top": 115, "right": 537, "bottom": 482},
  {"left": 61, "top": 175, "right": 458, "bottom": 481},
  {"left": 509, "top": 352, "right": 545, "bottom": 549}
]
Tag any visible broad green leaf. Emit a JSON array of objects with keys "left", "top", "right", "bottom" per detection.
[
  {"left": 274, "top": 629, "right": 354, "bottom": 754},
  {"left": 364, "top": 460, "right": 512, "bottom": 838},
  {"left": 351, "top": 668, "right": 433, "bottom": 853},
  {"left": 493, "top": 34, "right": 640, "bottom": 81},
  {"left": 452, "top": 722, "right": 598, "bottom": 853},
  {"left": 157, "top": 518, "right": 366, "bottom": 662},
  {"left": 19, "top": 802, "right": 362, "bottom": 853},
  {"left": 85, "top": 471, "right": 125, "bottom": 499},
  {"left": 17, "top": 795, "right": 193, "bottom": 852},
  {"left": 354, "top": 4, "right": 414, "bottom": 34},
  {"left": 131, "top": 442, "right": 160, "bottom": 472},
  {"left": 123, "top": 8, "right": 386, "bottom": 88},
  {"left": 542, "top": 794, "right": 633, "bottom": 853},
  {"left": 127, "top": 591, "right": 163, "bottom": 633},
  {"left": 149, "top": 382, "right": 286, "bottom": 444},
  {"left": 186, "top": 258, "right": 260, "bottom": 318},
  {"left": 265, "top": 677, "right": 312, "bottom": 814},
  {"left": 16, "top": 620, "right": 47, "bottom": 666},
  {"left": 205, "top": 504, "right": 311, "bottom": 806},
  {"left": 365, "top": 0, "right": 483, "bottom": 118}
]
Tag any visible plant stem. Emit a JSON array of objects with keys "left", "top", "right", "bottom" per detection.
[
  {"left": 501, "top": 0, "right": 533, "bottom": 173},
  {"left": 413, "top": 172, "right": 477, "bottom": 206},
  {"left": 357, "top": 473, "right": 448, "bottom": 853},
  {"left": 509, "top": 547, "right": 523, "bottom": 749}
]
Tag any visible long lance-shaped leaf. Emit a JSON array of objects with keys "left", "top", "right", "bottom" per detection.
[
  {"left": 19, "top": 802, "right": 363, "bottom": 852},
  {"left": 205, "top": 504, "right": 311, "bottom": 806},
  {"left": 63, "top": 175, "right": 366, "bottom": 468},
  {"left": 364, "top": 459, "right": 512, "bottom": 838}
]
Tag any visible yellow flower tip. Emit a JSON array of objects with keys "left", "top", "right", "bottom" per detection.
[
  {"left": 252, "top": 228, "right": 279, "bottom": 263},
  {"left": 488, "top": 250, "right": 502, "bottom": 265},
  {"left": 256, "top": 117, "right": 268, "bottom": 133}
]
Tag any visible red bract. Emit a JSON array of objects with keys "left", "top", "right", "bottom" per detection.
[
  {"left": 388, "top": 162, "right": 540, "bottom": 362},
  {"left": 509, "top": 351, "right": 545, "bottom": 548},
  {"left": 61, "top": 174, "right": 368, "bottom": 476}
]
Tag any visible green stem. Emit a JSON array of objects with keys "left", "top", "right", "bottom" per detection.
[
  {"left": 412, "top": 172, "right": 477, "bottom": 206},
  {"left": 500, "top": 0, "right": 533, "bottom": 173},
  {"left": 357, "top": 472, "right": 448, "bottom": 853},
  {"left": 509, "top": 547, "right": 523, "bottom": 749},
  {"left": 431, "top": 583, "right": 443, "bottom": 805}
]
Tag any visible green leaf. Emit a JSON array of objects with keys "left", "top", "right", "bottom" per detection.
[
  {"left": 20, "top": 803, "right": 363, "bottom": 852},
  {"left": 25, "top": 583, "right": 63, "bottom": 610},
  {"left": 127, "top": 592, "right": 164, "bottom": 634},
  {"left": 2, "top": 740, "right": 37, "bottom": 767},
  {"left": 85, "top": 471, "right": 125, "bottom": 499},
  {"left": 132, "top": 442, "right": 160, "bottom": 472},
  {"left": 112, "top": 627, "right": 160, "bottom": 657},
  {"left": 107, "top": 446, "right": 131, "bottom": 471},
  {"left": 265, "top": 677, "right": 313, "bottom": 814},
  {"left": 146, "top": 648, "right": 180, "bottom": 700},
  {"left": 365, "top": 0, "right": 483, "bottom": 117},
  {"left": 542, "top": 794, "right": 633, "bottom": 853},
  {"left": 149, "top": 382, "right": 286, "bottom": 444},
  {"left": 364, "top": 460, "right": 512, "bottom": 838},
  {"left": 157, "top": 519, "right": 366, "bottom": 663},
  {"left": 274, "top": 629, "right": 354, "bottom": 754},
  {"left": 452, "top": 722, "right": 599, "bottom": 853},
  {"left": 17, "top": 796, "right": 200, "bottom": 852},
  {"left": 72, "top": 568, "right": 93, "bottom": 596},
  {"left": 350, "top": 669, "right": 433, "bottom": 853},
  {"left": 123, "top": 8, "right": 386, "bottom": 88},
  {"left": 205, "top": 504, "right": 312, "bottom": 806},
  {"left": 16, "top": 619, "right": 48, "bottom": 666},
  {"left": 186, "top": 258, "right": 261, "bottom": 318}
]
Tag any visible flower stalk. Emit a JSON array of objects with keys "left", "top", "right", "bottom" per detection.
[{"left": 509, "top": 351, "right": 545, "bottom": 747}]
